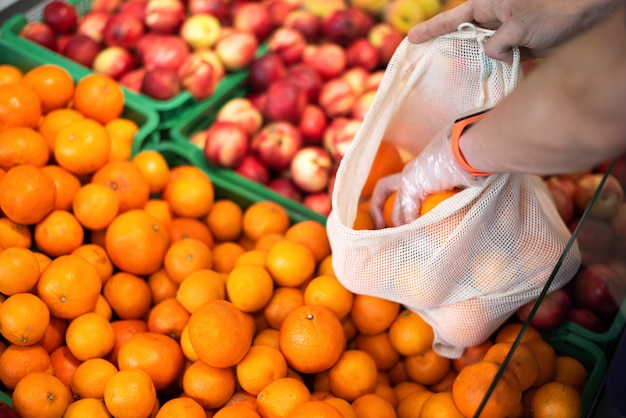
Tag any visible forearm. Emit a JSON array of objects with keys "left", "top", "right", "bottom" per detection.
[{"left": 460, "top": 8, "right": 626, "bottom": 175}]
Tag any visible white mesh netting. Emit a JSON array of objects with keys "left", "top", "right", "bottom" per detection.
[{"left": 326, "top": 24, "right": 581, "bottom": 359}]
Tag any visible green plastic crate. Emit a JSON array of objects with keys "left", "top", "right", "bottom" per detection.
[
  {"left": 1, "top": 0, "right": 255, "bottom": 134},
  {"left": 0, "top": 36, "right": 159, "bottom": 154}
]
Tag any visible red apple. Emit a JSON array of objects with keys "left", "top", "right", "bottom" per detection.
[
  {"left": 262, "top": 80, "right": 307, "bottom": 124},
  {"left": 345, "top": 38, "right": 379, "bottom": 72},
  {"left": 248, "top": 53, "right": 288, "bottom": 93},
  {"left": 93, "top": 46, "right": 136, "bottom": 80},
  {"left": 302, "top": 43, "right": 347, "bottom": 81},
  {"left": 62, "top": 34, "right": 102, "bottom": 68},
  {"left": 611, "top": 202, "right": 626, "bottom": 239},
  {"left": 119, "top": 0, "right": 148, "bottom": 20},
  {"left": 178, "top": 53, "right": 221, "bottom": 100},
  {"left": 351, "top": 90, "right": 376, "bottom": 120},
  {"left": 265, "top": 0, "right": 299, "bottom": 26},
  {"left": 251, "top": 121, "right": 303, "bottom": 171},
  {"left": 235, "top": 154, "right": 271, "bottom": 184},
  {"left": 365, "top": 70, "right": 385, "bottom": 92},
  {"left": 567, "top": 307, "right": 609, "bottom": 332},
  {"left": 136, "top": 33, "right": 162, "bottom": 63},
  {"left": 302, "top": 191, "right": 332, "bottom": 216},
  {"left": 318, "top": 78, "right": 357, "bottom": 118},
  {"left": 55, "top": 34, "right": 72, "bottom": 54},
  {"left": 43, "top": 0, "right": 78, "bottom": 34},
  {"left": 267, "top": 27, "right": 307, "bottom": 65},
  {"left": 368, "top": 22, "right": 403, "bottom": 66},
  {"left": 19, "top": 22, "right": 57, "bottom": 50},
  {"left": 203, "top": 121, "right": 250, "bottom": 168},
  {"left": 283, "top": 9, "right": 321, "bottom": 43},
  {"left": 515, "top": 288, "right": 572, "bottom": 331},
  {"left": 119, "top": 68, "right": 146, "bottom": 92},
  {"left": 180, "top": 13, "right": 222, "bottom": 50},
  {"left": 299, "top": 104, "right": 328, "bottom": 145},
  {"left": 570, "top": 217, "right": 614, "bottom": 265},
  {"left": 342, "top": 66, "right": 370, "bottom": 96},
  {"left": 141, "top": 67, "right": 181, "bottom": 100},
  {"left": 321, "top": 8, "right": 374, "bottom": 47},
  {"left": 193, "top": 49, "right": 225, "bottom": 84},
  {"left": 286, "top": 63, "right": 323, "bottom": 103},
  {"left": 571, "top": 263, "right": 626, "bottom": 315},
  {"left": 216, "top": 97, "right": 264, "bottom": 136},
  {"left": 574, "top": 173, "right": 624, "bottom": 220},
  {"left": 549, "top": 175, "right": 576, "bottom": 198},
  {"left": 290, "top": 146, "right": 333, "bottom": 193},
  {"left": 214, "top": 30, "right": 259, "bottom": 72},
  {"left": 545, "top": 176, "right": 575, "bottom": 224},
  {"left": 323, "top": 117, "right": 362, "bottom": 164},
  {"left": 103, "top": 13, "right": 145, "bottom": 49},
  {"left": 232, "top": 2, "right": 275, "bottom": 42},
  {"left": 268, "top": 176, "right": 302, "bottom": 201},
  {"left": 188, "top": 0, "right": 230, "bottom": 20},
  {"left": 189, "top": 130, "right": 208, "bottom": 149},
  {"left": 77, "top": 10, "right": 110, "bottom": 43},
  {"left": 144, "top": 0, "right": 186, "bottom": 34},
  {"left": 596, "top": 153, "right": 626, "bottom": 191},
  {"left": 142, "top": 35, "right": 190, "bottom": 72},
  {"left": 90, "top": 0, "right": 123, "bottom": 13}
]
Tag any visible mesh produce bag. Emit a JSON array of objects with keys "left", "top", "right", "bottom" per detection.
[{"left": 326, "top": 24, "right": 581, "bottom": 359}]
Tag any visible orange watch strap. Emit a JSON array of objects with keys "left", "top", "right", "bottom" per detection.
[{"left": 451, "top": 111, "right": 492, "bottom": 177}]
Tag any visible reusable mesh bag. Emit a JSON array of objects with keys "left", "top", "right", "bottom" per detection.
[{"left": 326, "top": 24, "right": 581, "bottom": 359}]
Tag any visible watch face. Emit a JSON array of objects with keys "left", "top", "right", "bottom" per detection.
[{"left": 454, "top": 108, "right": 491, "bottom": 124}]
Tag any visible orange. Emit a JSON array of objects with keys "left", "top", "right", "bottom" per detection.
[
  {"left": 0, "top": 247, "right": 40, "bottom": 295},
  {"left": 328, "top": 349, "right": 378, "bottom": 402},
  {"left": 180, "top": 324, "right": 199, "bottom": 361},
  {"left": 451, "top": 360, "right": 522, "bottom": 418},
  {"left": 394, "top": 381, "right": 428, "bottom": 403},
  {"left": 253, "top": 327, "right": 281, "bottom": 349},
  {"left": 494, "top": 322, "right": 542, "bottom": 344},
  {"left": 12, "top": 371, "right": 71, "bottom": 418},
  {"left": 0, "top": 217, "right": 32, "bottom": 249},
  {"left": 404, "top": 348, "right": 451, "bottom": 386},
  {"left": 374, "top": 382, "right": 399, "bottom": 408},
  {"left": 419, "top": 391, "right": 465, "bottom": 417},
  {"left": 187, "top": 299, "right": 253, "bottom": 368},
  {"left": 382, "top": 191, "right": 396, "bottom": 227},
  {"left": 36, "top": 254, "right": 102, "bottom": 319},
  {"left": 41, "top": 164, "right": 82, "bottom": 211},
  {"left": 49, "top": 344, "right": 81, "bottom": 387},
  {"left": 71, "top": 357, "right": 118, "bottom": 401},
  {"left": 92, "top": 159, "right": 151, "bottom": 212},
  {"left": 263, "top": 286, "right": 305, "bottom": 330},
  {"left": 212, "top": 241, "right": 246, "bottom": 274},
  {"left": 39, "top": 316, "right": 68, "bottom": 353},
  {"left": 213, "top": 405, "right": 261, "bottom": 418},
  {"left": 71, "top": 243, "right": 114, "bottom": 283},
  {"left": 143, "top": 199, "right": 173, "bottom": 226},
  {"left": 34, "top": 209, "right": 85, "bottom": 257},
  {"left": 351, "top": 393, "right": 397, "bottom": 418},
  {"left": 66, "top": 311, "right": 116, "bottom": 361},
  {"left": 107, "top": 319, "right": 149, "bottom": 365},
  {"left": 451, "top": 339, "right": 493, "bottom": 373},
  {"left": 226, "top": 264, "right": 274, "bottom": 313},
  {"left": 0, "top": 64, "right": 22, "bottom": 86},
  {"left": 155, "top": 397, "right": 206, "bottom": 418},
  {"left": 341, "top": 315, "right": 359, "bottom": 343},
  {"left": 0, "top": 164, "right": 56, "bottom": 225},
  {"left": 353, "top": 208, "right": 375, "bottom": 230},
  {"left": 524, "top": 338, "right": 558, "bottom": 387},
  {"left": 284, "top": 219, "right": 331, "bottom": 263},
  {"left": 242, "top": 201, "right": 291, "bottom": 241},
  {"left": 236, "top": 343, "right": 288, "bottom": 395},
  {"left": 33, "top": 251, "right": 52, "bottom": 273},
  {"left": 266, "top": 239, "right": 316, "bottom": 287},
  {"left": 483, "top": 341, "right": 539, "bottom": 391},
  {"left": 324, "top": 397, "right": 357, "bottom": 418},
  {"left": 350, "top": 294, "right": 401, "bottom": 336},
  {"left": 163, "top": 237, "right": 213, "bottom": 283},
  {"left": 176, "top": 268, "right": 225, "bottom": 313},
  {"left": 388, "top": 308, "right": 434, "bottom": 356},
  {"left": 38, "top": 108, "right": 84, "bottom": 152},
  {"left": 147, "top": 268, "right": 179, "bottom": 304},
  {"left": 132, "top": 150, "right": 170, "bottom": 195},
  {"left": 166, "top": 216, "right": 215, "bottom": 248},
  {"left": 279, "top": 304, "right": 346, "bottom": 374},
  {"left": 21, "top": 64, "right": 74, "bottom": 113},
  {"left": 253, "top": 232, "right": 284, "bottom": 252},
  {"left": 0, "top": 292, "right": 49, "bottom": 346},
  {"left": 0, "top": 126, "right": 49, "bottom": 170},
  {"left": 146, "top": 297, "right": 190, "bottom": 339},
  {"left": 420, "top": 189, "right": 460, "bottom": 216},
  {"left": 63, "top": 397, "right": 113, "bottom": 418},
  {"left": 109, "top": 130, "right": 133, "bottom": 161},
  {"left": 54, "top": 118, "right": 111, "bottom": 175},
  {"left": 553, "top": 355, "right": 588, "bottom": 395},
  {"left": 256, "top": 377, "right": 311, "bottom": 418},
  {"left": 73, "top": 183, "right": 120, "bottom": 230},
  {"left": 73, "top": 73, "right": 125, "bottom": 125},
  {"left": 303, "top": 274, "right": 354, "bottom": 320},
  {"left": 103, "top": 368, "right": 158, "bottom": 418},
  {"left": 236, "top": 249, "right": 269, "bottom": 268},
  {"left": 106, "top": 118, "right": 138, "bottom": 161},
  {"left": 117, "top": 331, "right": 185, "bottom": 391},
  {"left": 0, "top": 82, "right": 42, "bottom": 130},
  {"left": 429, "top": 367, "right": 458, "bottom": 393},
  {"left": 103, "top": 272, "right": 153, "bottom": 320},
  {"left": 529, "top": 381, "right": 582, "bottom": 418},
  {"left": 206, "top": 199, "right": 243, "bottom": 242},
  {"left": 0, "top": 343, "right": 53, "bottom": 390},
  {"left": 162, "top": 168, "right": 215, "bottom": 218},
  {"left": 361, "top": 140, "right": 404, "bottom": 198},
  {"left": 287, "top": 400, "right": 343, "bottom": 417},
  {"left": 105, "top": 209, "right": 170, "bottom": 276},
  {"left": 354, "top": 332, "right": 401, "bottom": 371},
  {"left": 94, "top": 293, "right": 113, "bottom": 320},
  {"left": 182, "top": 359, "right": 236, "bottom": 409}
]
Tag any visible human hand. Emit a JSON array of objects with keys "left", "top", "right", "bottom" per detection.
[
  {"left": 370, "top": 124, "right": 487, "bottom": 228},
  {"left": 407, "top": 0, "right": 619, "bottom": 63}
]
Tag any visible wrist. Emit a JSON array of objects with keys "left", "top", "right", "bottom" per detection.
[{"left": 451, "top": 110, "right": 493, "bottom": 177}]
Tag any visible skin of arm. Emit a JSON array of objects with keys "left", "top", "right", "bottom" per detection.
[{"left": 459, "top": 7, "right": 626, "bottom": 175}]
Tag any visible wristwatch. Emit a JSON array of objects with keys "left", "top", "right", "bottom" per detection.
[{"left": 451, "top": 108, "right": 492, "bottom": 177}]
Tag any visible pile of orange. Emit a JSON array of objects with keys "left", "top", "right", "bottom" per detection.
[{"left": 0, "top": 62, "right": 587, "bottom": 418}]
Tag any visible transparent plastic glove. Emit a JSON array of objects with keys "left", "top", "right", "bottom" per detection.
[{"left": 370, "top": 124, "right": 488, "bottom": 229}]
